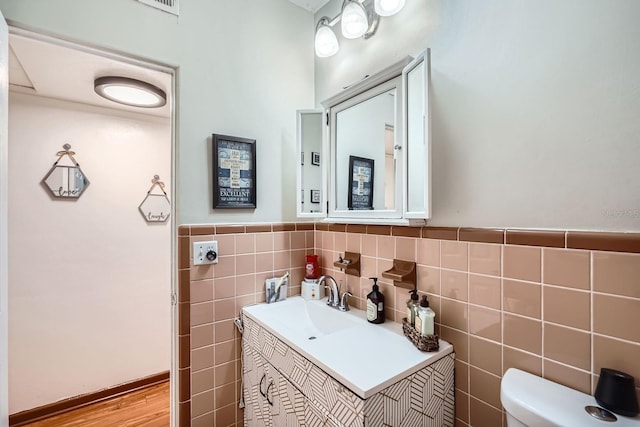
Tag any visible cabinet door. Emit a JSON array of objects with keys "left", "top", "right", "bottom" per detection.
[
  {"left": 269, "top": 368, "right": 304, "bottom": 427},
  {"left": 243, "top": 345, "right": 273, "bottom": 427},
  {"left": 270, "top": 367, "right": 338, "bottom": 427},
  {"left": 402, "top": 48, "right": 431, "bottom": 220},
  {"left": 305, "top": 401, "right": 333, "bottom": 427}
]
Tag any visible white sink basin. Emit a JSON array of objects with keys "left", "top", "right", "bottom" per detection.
[
  {"left": 242, "top": 296, "right": 453, "bottom": 399},
  {"left": 242, "top": 297, "right": 361, "bottom": 340}
]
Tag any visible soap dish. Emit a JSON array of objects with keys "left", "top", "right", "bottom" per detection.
[{"left": 402, "top": 318, "right": 439, "bottom": 352}]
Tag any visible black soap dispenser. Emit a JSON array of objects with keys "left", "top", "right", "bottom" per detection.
[{"left": 366, "top": 277, "right": 385, "bottom": 324}]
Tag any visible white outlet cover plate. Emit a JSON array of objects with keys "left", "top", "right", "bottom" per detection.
[{"left": 193, "top": 240, "right": 218, "bottom": 265}]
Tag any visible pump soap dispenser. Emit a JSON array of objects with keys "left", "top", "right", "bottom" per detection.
[
  {"left": 415, "top": 295, "right": 435, "bottom": 336},
  {"left": 406, "top": 289, "right": 419, "bottom": 327},
  {"left": 366, "top": 277, "right": 385, "bottom": 324}
]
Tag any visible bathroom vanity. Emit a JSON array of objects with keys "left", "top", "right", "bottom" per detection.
[{"left": 241, "top": 297, "right": 454, "bottom": 427}]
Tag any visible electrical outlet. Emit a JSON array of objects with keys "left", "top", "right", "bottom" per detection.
[{"left": 193, "top": 241, "right": 218, "bottom": 265}]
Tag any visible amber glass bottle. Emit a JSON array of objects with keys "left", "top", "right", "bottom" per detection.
[{"left": 366, "top": 277, "right": 385, "bottom": 324}]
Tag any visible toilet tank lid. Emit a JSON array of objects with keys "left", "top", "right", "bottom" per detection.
[{"left": 501, "top": 368, "right": 640, "bottom": 426}]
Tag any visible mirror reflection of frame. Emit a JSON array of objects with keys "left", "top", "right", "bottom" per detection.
[
  {"left": 348, "top": 156, "right": 374, "bottom": 210},
  {"left": 311, "top": 152, "right": 321, "bottom": 166}
]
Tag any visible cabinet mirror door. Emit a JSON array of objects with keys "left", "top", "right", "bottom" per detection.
[
  {"left": 403, "top": 49, "right": 431, "bottom": 219},
  {"left": 296, "top": 109, "right": 326, "bottom": 217}
]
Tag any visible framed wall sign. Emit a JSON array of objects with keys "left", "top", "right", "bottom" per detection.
[
  {"left": 212, "top": 134, "right": 256, "bottom": 209},
  {"left": 310, "top": 189, "right": 321, "bottom": 203},
  {"left": 348, "top": 155, "right": 374, "bottom": 210}
]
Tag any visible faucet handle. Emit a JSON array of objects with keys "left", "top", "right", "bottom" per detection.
[{"left": 339, "top": 291, "right": 353, "bottom": 312}]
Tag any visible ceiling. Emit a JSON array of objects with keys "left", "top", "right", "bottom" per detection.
[
  {"left": 8, "top": 34, "right": 172, "bottom": 118},
  {"left": 8, "top": 1, "right": 326, "bottom": 116},
  {"left": 287, "top": 0, "right": 330, "bottom": 13}
]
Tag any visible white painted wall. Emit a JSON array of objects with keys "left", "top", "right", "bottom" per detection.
[
  {"left": 7, "top": 93, "right": 171, "bottom": 413},
  {"left": 0, "top": 0, "right": 315, "bottom": 225},
  {"left": 316, "top": 0, "right": 640, "bottom": 231}
]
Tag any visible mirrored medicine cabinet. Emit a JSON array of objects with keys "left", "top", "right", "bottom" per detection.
[{"left": 297, "top": 48, "right": 431, "bottom": 224}]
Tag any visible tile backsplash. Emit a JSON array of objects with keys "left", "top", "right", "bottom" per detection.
[
  {"left": 178, "top": 223, "right": 640, "bottom": 427},
  {"left": 178, "top": 224, "right": 312, "bottom": 427}
]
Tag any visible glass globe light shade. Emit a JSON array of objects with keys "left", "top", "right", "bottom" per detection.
[
  {"left": 315, "top": 23, "right": 339, "bottom": 57},
  {"left": 341, "top": 1, "right": 369, "bottom": 39}
]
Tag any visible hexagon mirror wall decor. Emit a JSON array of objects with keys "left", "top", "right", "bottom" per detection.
[
  {"left": 139, "top": 175, "right": 171, "bottom": 223},
  {"left": 42, "top": 144, "right": 90, "bottom": 199}
]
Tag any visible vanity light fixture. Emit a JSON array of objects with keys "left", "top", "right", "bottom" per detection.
[
  {"left": 314, "top": 0, "right": 404, "bottom": 58},
  {"left": 94, "top": 76, "right": 167, "bottom": 108}
]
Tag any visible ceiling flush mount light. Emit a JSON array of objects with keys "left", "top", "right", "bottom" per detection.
[
  {"left": 94, "top": 76, "right": 166, "bottom": 108},
  {"left": 374, "top": 0, "right": 405, "bottom": 17},
  {"left": 341, "top": 0, "right": 369, "bottom": 39},
  {"left": 315, "top": 17, "right": 339, "bottom": 57}
]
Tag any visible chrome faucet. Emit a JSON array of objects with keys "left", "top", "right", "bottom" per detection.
[
  {"left": 318, "top": 275, "right": 340, "bottom": 306},
  {"left": 318, "top": 275, "right": 352, "bottom": 311}
]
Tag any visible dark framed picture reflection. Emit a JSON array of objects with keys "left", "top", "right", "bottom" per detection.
[
  {"left": 348, "top": 155, "right": 374, "bottom": 210},
  {"left": 310, "top": 189, "right": 321, "bottom": 204},
  {"left": 212, "top": 134, "right": 256, "bottom": 209},
  {"left": 311, "top": 151, "right": 320, "bottom": 166}
]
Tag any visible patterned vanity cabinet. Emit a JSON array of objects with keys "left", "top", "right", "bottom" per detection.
[{"left": 241, "top": 313, "right": 455, "bottom": 427}]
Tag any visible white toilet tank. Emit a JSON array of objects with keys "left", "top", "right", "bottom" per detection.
[{"left": 501, "top": 368, "right": 640, "bottom": 427}]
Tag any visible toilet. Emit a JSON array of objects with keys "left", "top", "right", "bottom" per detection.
[{"left": 501, "top": 368, "right": 640, "bottom": 426}]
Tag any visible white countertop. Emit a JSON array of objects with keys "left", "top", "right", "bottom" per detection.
[{"left": 242, "top": 296, "right": 453, "bottom": 399}]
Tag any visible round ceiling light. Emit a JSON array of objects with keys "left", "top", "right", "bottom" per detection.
[{"left": 94, "top": 76, "right": 167, "bottom": 108}]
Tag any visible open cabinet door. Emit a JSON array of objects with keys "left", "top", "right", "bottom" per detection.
[
  {"left": 0, "top": 10, "right": 8, "bottom": 427},
  {"left": 402, "top": 49, "right": 431, "bottom": 220}
]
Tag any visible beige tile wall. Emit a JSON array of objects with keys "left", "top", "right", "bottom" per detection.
[
  {"left": 179, "top": 224, "right": 640, "bottom": 427},
  {"left": 316, "top": 227, "right": 640, "bottom": 427},
  {"left": 179, "top": 224, "right": 312, "bottom": 427}
]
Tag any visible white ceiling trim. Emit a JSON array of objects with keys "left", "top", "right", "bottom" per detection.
[
  {"left": 8, "top": 45, "right": 33, "bottom": 90},
  {"left": 287, "top": 0, "right": 331, "bottom": 13}
]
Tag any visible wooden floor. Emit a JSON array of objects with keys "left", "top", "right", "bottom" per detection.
[{"left": 23, "top": 382, "right": 170, "bottom": 427}]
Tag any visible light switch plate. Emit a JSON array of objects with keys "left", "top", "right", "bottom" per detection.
[{"left": 193, "top": 241, "right": 218, "bottom": 265}]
